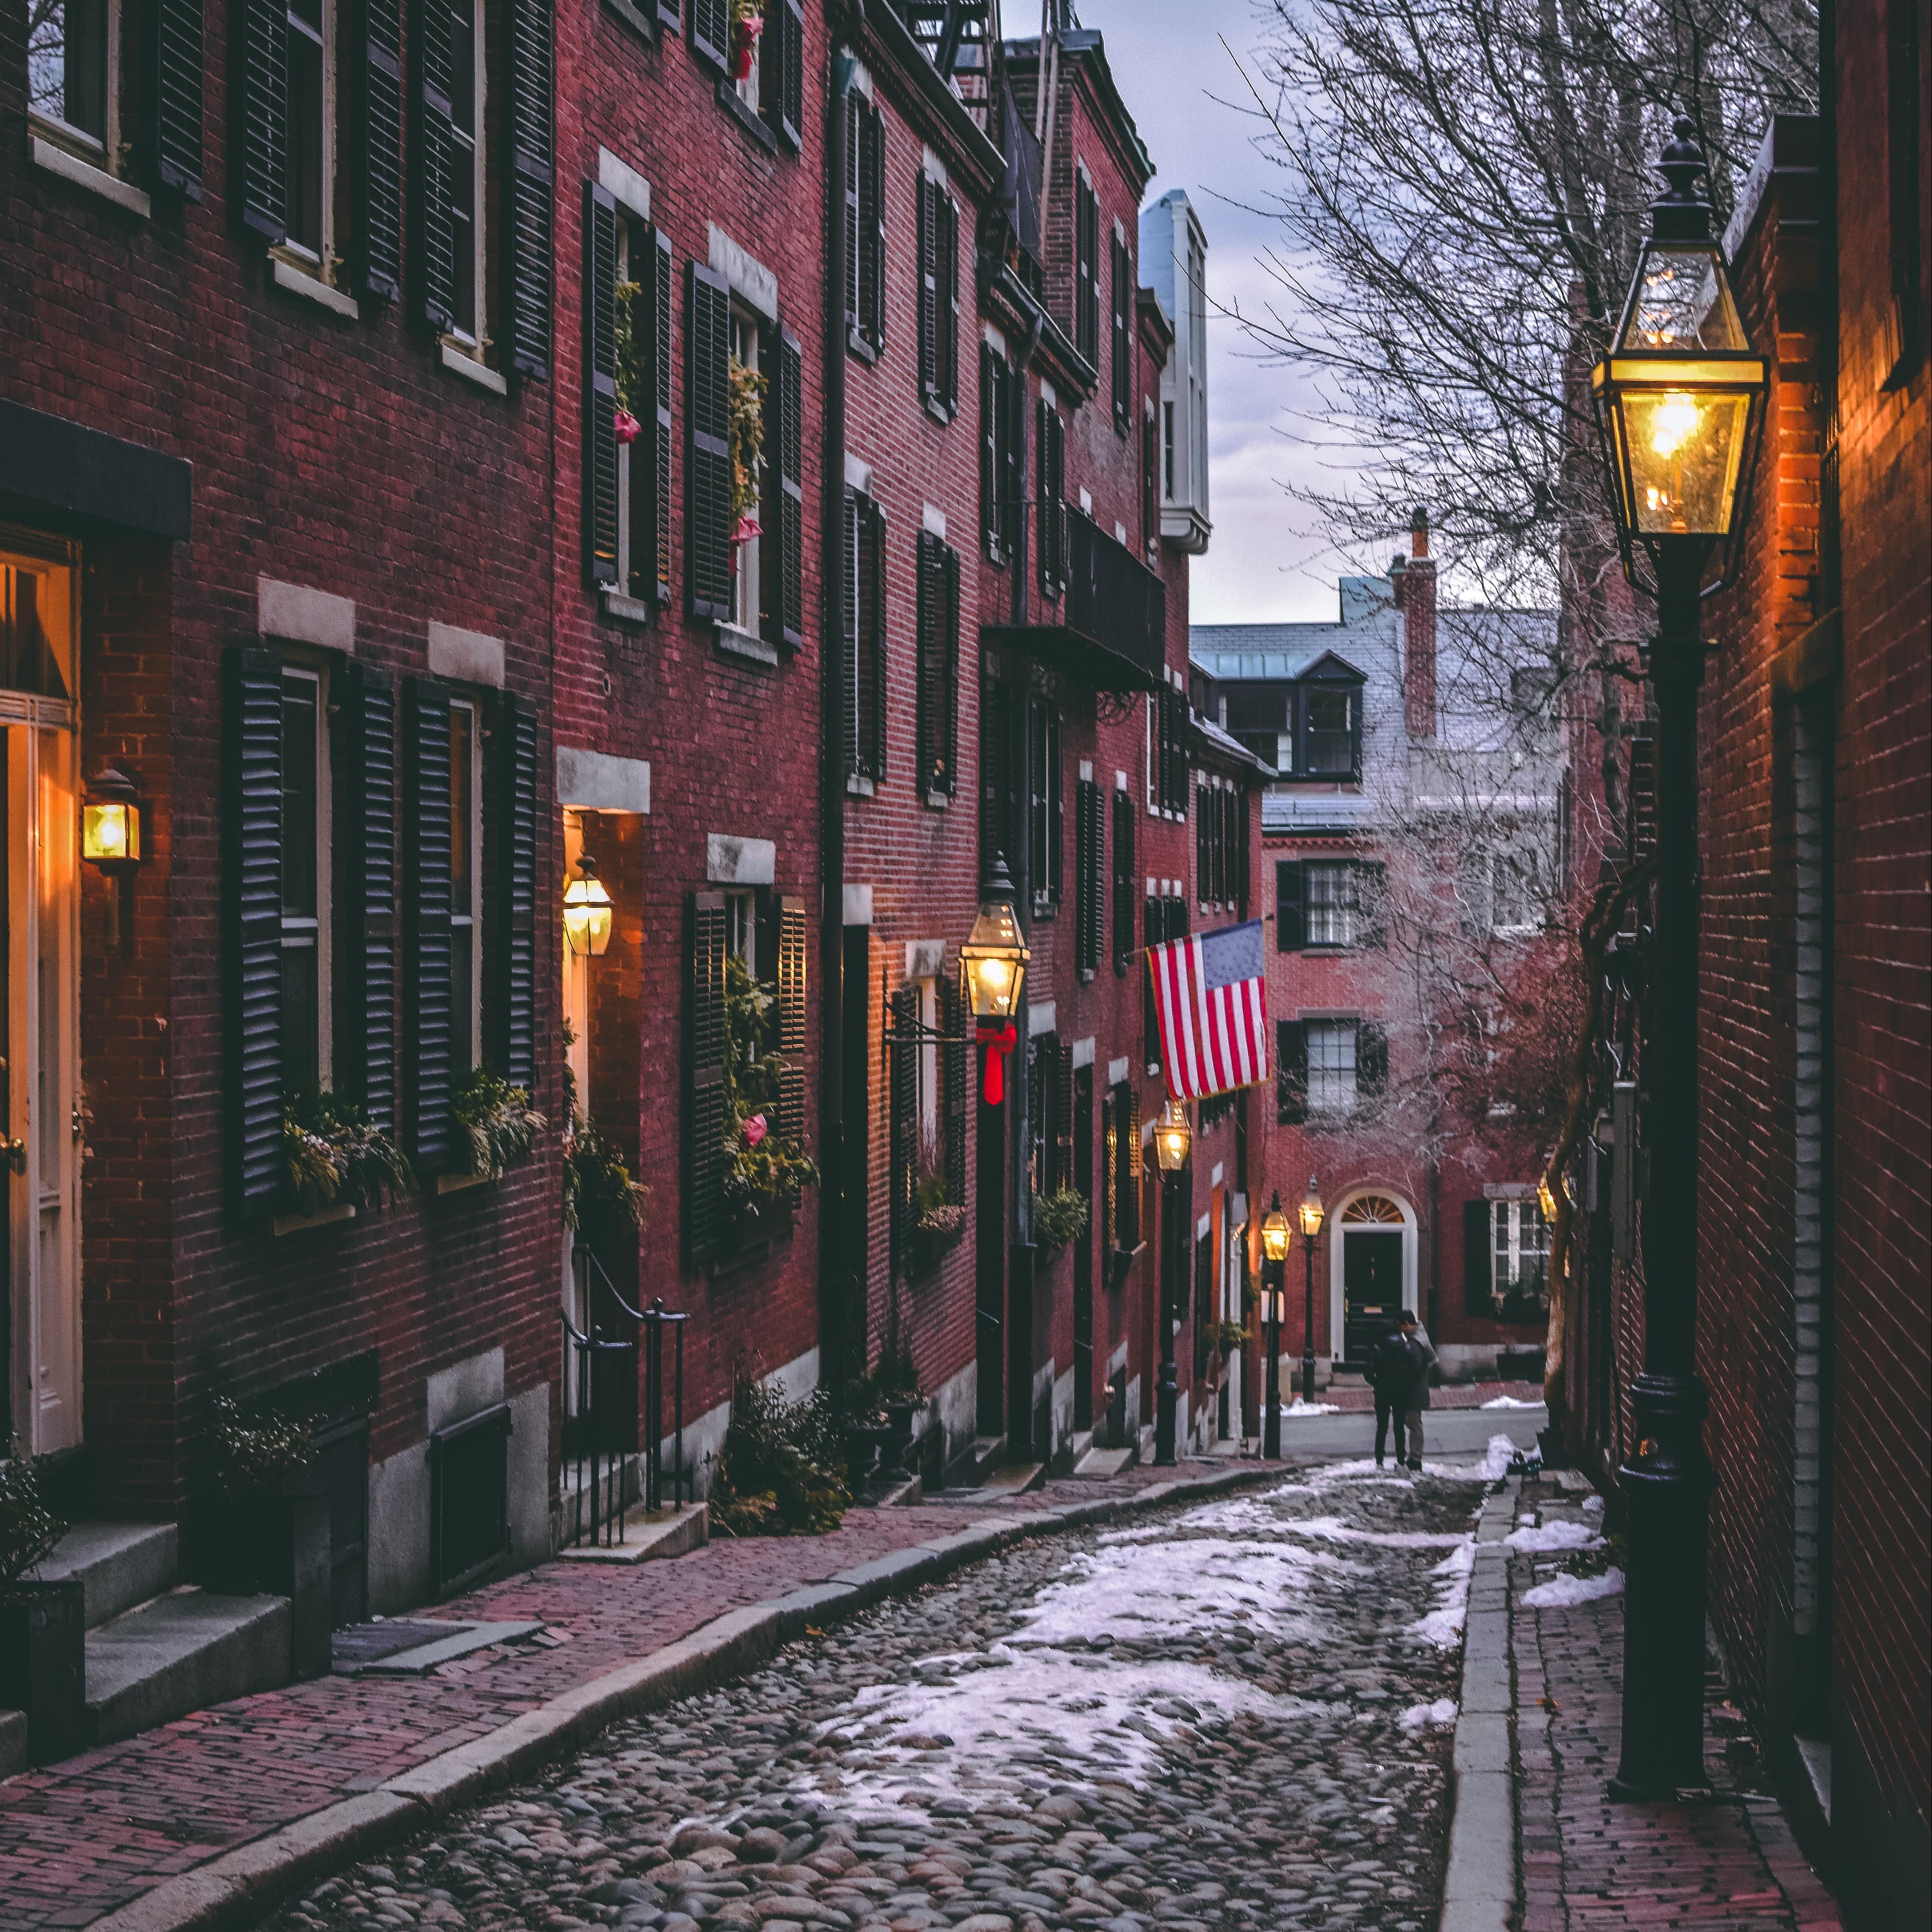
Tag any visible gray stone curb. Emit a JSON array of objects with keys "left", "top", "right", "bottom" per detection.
[
  {"left": 90, "top": 1460, "right": 1284, "bottom": 1932},
  {"left": 1440, "top": 1473, "right": 1522, "bottom": 1932}
]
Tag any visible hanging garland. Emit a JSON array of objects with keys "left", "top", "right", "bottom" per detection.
[{"left": 729, "top": 356, "right": 767, "bottom": 544}]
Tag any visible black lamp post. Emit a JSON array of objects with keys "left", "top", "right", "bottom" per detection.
[
  {"left": 1152, "top": 1097, "right": 1191, "bottom": 1466},
  {"left": 1260, "top": 1194, "right": 1290, "bottom": 1458},
  {"left": 1298, "top": 1176, "right": 1324, "bottom": 1408},
  {"left": 1589, "top": 118, "right": 1768, "bottom": 1801}
]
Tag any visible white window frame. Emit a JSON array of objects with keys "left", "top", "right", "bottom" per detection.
[
  {"left": 916, "top": 975, "right": 939, "bottom": 1162},
  {"left": 449, "top": 696, "right": 483, "bottom": 1072},
  {"left": 27, "top": 0, "right": 120, "bottom": 166},
  {"left": 1305, "top": 1018, "right": 1357, "bottom": 1115},
  {"left": 729, "top": 303, "right": 763, "bottom": 638},
  {"left": 1305, "top": 861, "right": 1357, "bottom": 948},
  {"left": 1493, "top": 1198, "right": 1549, "bottom": 1293},
  {"left": 281, "top": 661, "right": 334, "bottom": 1089},
  {"left": 724, "top": 887, "right": 757, "bottom": 976},
  {"left": 445, "top": 0, "right": 488, "bottom": 349},
  {"left": 272, "top": 0, "right": 336, "bottom": 278}
]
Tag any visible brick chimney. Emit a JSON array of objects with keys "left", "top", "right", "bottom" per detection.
[{"left": 1402, "top": 507, "right": 1437, "bottom": 738}]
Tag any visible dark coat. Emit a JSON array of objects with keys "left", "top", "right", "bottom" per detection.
[{"left": 1367, "top": 1328, "right": 1426, "bottom": 1405}]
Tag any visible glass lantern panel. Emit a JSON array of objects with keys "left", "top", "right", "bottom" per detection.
[
  {"left": 1623, "top": 389, "right": 1753, "bottom": 536},
  {"left": 1620, "top": 241, "right": 1748, "bottom": 354}
]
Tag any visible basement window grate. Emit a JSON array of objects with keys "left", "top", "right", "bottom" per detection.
[{"left": 430, "top": 1403, "right": 513, "bottom": 1595}]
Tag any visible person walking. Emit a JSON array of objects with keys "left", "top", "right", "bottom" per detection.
[
  {"left": 1402, "top": 1314, "right": 1438, "bottom": 1471},
  {"left": 1367, "top": 1314, "right": 1422, "bottom": 1467}
]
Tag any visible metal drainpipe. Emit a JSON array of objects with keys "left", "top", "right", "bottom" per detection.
[{"left": 821, "top": 3, "right": 863, "bottom": 1392}]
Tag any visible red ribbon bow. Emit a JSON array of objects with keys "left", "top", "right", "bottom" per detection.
[{"left": 975, "top": 1022, "right": 1019, "bottom": 1105}]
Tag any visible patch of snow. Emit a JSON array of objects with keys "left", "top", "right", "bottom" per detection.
[
  {"left": 1407, "top": 1541, "right": 1477, "bottom": 1647},
  {"left": 1278, "top": 1514, "right": 1472, "bottom": 1551},
  {"left": 1505, "top": 1520, "right": 1603, "bottom": 1553},
  {"left": 1581, "top": 1495, "right": 1605, "bottom": 1516},
  {"left": 1398, "top": 1698, "right": 1459, "bottom": 1729},
  {"left": 1522, "top": 1566, "right": 1625, "bottom": 1608},
  {"left": 1473, "top": 1433, "right": 1520, "bottom": 1480},
  {"left": 1282, "top": 1400, "right": 1341, "bottom": 1417},
  {"left": 1481, "top": 1395, "right": 1544, "bottom": 1410}
]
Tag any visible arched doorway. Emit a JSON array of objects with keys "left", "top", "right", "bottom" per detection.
[{"left": 1328, "top": 1191, "right": 1416, "bottom": 1367}]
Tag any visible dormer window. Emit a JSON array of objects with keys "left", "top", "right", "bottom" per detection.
[{"left": 1303, "top": 687, "right": 1356, "bottom": 777}]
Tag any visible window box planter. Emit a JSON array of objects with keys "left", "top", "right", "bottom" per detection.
[
  {"left": 910, "top": 1214, "right": 966, "bottom": 1279},
  {"left": 708, "top": 1198, "right": 793, "bottom": 1277},
  {"left": 0, "top": 1580, "right": 85, "bottom": 1765}
]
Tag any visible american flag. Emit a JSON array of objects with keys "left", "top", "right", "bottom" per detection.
[{"left": 1147, "top": 919, "right": 1271, "bottom": 1102}]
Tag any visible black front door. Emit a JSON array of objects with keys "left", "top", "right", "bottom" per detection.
[
  {"left": 1072, "top": 1064, "right": 1093, "bottom": 1430},
  {"left": 1343, "top": 1230, "right": 1404, "bottom": 1364},
  {"left": 975, "top": 1090, "right": 1004, "bottom": 1437}
]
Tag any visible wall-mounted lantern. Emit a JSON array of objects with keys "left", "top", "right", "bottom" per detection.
[
  {"left": 1153, "top": 1096, "right": 1192, "bottom": 1174},
  {"left": 959, "top": 855, "right": 1030, "bottom": 1103},
  {"left": 562, "top": 856, "right": 614, "bottom": 957},
  {"left": 83, "top": 767, "right": 143, "bottom": 869}
]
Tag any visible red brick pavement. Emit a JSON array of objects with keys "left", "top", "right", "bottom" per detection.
[
  {"left": 0, "top": 1462, "right": 1222, "bottom": 1929},
  {"left": 1512, "top": 1476, "right": 1842, "bottom": 1932}
]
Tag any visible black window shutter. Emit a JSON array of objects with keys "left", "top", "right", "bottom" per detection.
[
  {"left": 1143, "top": 895, "right": 1161, "bottom": 1072},
  {"left": 687, "top": 260, "right": 734, "bottom": 620},
  {"left": 1054, "top": 1041, "right": 1074, "bottom": 1195},
  {"left": 842, "top": 493, "right": 860, "bottom": 775},
  {"left": 981, "top": 348, "right": 1002, "bottom": 562},
  {"left": 843, "top": 95, "right": 861, "bottom": 338},
  {"left": 1112, "top": 232, "right": 1131, "bottom": 426},
  {"left": 503, "top": 0, "right": 554, "bottom": 379},
  {"left": 690, "top": 0, "right": 728, "bottom": 67},
  {"left": 346, "top": 0, "right": 402, "bottom": 298},
  {"left": 1112, "top": 786, "right": 1134, "bottom": 969},
  {"left": 1196, "top": 784, "right": 1209, "bottom": 904},
  {"left": 889, "top": 984, "right": 917, "bottom": 1273},
  {"left": 776, "top": 895, "right": 807, "bottom": 1143},
  {"left": 1464, "top": 1198, "right": 1494, "bottom": 1314},
  {"left": 150, "top": 0, "right": 205, "bottom": 199},
  {"left": 234, "top": 0, "right": 288, "bottom": 241},
  {"left": 225, "top": 646, "right": 285, "bottom": 1210},
  {"left": 941, "top": 541, "right": 961, "bottom": 797},
  {"left": 584, "top": 183, "right": 620, "bottom": 586},
  {"left": 1048, "top": 710, "right": 1064, "bottom": 903},
  {"left": 777, "top": 0, "right": 804, "bottom": 151},
  {"left": 867, "top": 105, "right": 886, "bottom": 347},
  {"left": 648, "top": 225, "right": 675, "bottom": 604},
  {"left": 866, "top": 498, "right": 887, "bottom": 779},
  {"left": 1357, "top": 1021, "right": 1388, "bottom": 1099},
  {"left": 404, "top": 677, "right": 456, "bottom": 1170},
  {"left": 774, "top": 325, "right": 805, "bottom": 647},
  {"left": 942, "top": 194, "right": 961, "bottom": 415},
  {"left": 412, "top": 0, "right": 458, "bottom": 330},
  {"left": 1075, "top": 177, "right": 1096, "bottom": 360},
  {"left": 687, "top": 892, "right": 726, "bottom": 1268},
  {"left": 916, "top": 531, "right": 938, "bottom": 789},
  {"left": 337, "top": 663, "right": 398, "bottom": 1133},
  {"left": 1277, "top": 1020, "right": 1307, "bottom": 1125},
  {"left": 918, "top": 174, "right": 938, "bottom": 407},
  {"left": 1037, "top": 402, "right": 1061, "bottom": 598},
  {"left": 494, "top": 690, "right": 538, "bottom": 1092},
  {"left": 1276, "top": 859, "right": 1305, "bottom": 950}
]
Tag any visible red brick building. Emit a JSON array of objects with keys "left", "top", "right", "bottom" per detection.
[
  {"left": 1551, "top": 27, "right": 1929, "bottom": 1923},
  {"left": 1196, "top": 525, "right": 1564, "bottom": 1389}
]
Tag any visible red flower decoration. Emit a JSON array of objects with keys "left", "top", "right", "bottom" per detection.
[
  {"left": 744, "top": 1114, "right": 768, "bottom": 1147},
  {"left": 614, "top": 409, "right": 642, "bottom": 445},
  {"left": 731, "top": 513, "right": 763, "bottom": 546}
]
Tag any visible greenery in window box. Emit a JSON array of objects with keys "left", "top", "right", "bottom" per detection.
[
  {"left": 0, "top": 1451, "right": 64, "bottom": 1599},
  {"left": 1211, "top": 1319, "right": 1249, "bottom": 1357},
  {"left": 451, "top": 1066, "right": 548, "bottom": 1181},
  {"left": 729, "top": 358, "right": 767, "bottom": 528},
  {"left": 208, "top": 1396, "right": 317, "bottom": 1499},
  {"left": 1032, "top": 1185, "right": 1089, "bottom": 1251},
  {"left": 613, "top": 281, "right": 647, "bottom": 431},
  {"left": 914, "top": 1156, "right": 967, "bottom": 1242},
  {"left": 563, "top": 1114, "right": 647, "bottom": 1242},
  {"left": 283, "top": 1089, "right": 415, "bottom": 1215},
  {"left": 708, "top": 1376, "right": 849, "bottom": 1537},
  {"left": 721, "top": 953, "right": 818, "bottom": 1220}
]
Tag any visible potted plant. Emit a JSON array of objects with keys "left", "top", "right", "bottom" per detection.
[
  {"left": 206, "top": 1398, "right": 332, "bottom": 1679},
  {"left": 1212, "top": 1319, "right": 1249, "bottom": 1359},
  {"left": 911, "top": 1154, "right": 967, "bottom": 1274},
  {"left": 563, "top": 1112, "right": 647, "bottom": 1250},
  {"left": 450, "top": 1066, "right": 547, "bottom": 1182},
  {"left": 0, "top": 1451, "right": 84, "bottom": 1765},
  {"left": 728, "top": 0, "right": 764, "bottom": 83},
  {"left": 1032, "top": 1185, "right": 1089, "bottom": 1252},
  {"left": 718, "top": 955, "right": 818, "bottom": 1253},
  {"left": 284, "top": 1088, "right": 415, "bottom": 1216}
]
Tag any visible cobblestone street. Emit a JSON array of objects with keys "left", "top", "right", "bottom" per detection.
[{"left": 264, "top": 1452, "right": 1505, "bottom": 1932}]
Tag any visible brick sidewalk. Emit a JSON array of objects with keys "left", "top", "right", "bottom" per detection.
[
  {"left": 0, "top": 1458, "right": 1242, "bottom": 1930},
  {"left": 1510, "top": 1472, "right": 1842, "bottom": 1932}
]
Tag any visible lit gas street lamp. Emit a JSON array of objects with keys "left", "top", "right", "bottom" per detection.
[
  {"left": 1260, "top": 1194, "right": 1290, "bottom": 1458},
  {"left": 1152, "top": 1097, "right": 1191, "bottom": 1467},
  {"left": 1298, "top": 1176, "right": 1325, "bottom": 1409},
  {"left": 1589, "top": 117, "right": 1768, "bottom": 1801}
]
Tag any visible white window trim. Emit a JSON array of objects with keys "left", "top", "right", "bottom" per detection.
[
  {"left": 271, "top": 0, "right": 339, "bottom": 286},
  {"left": 450, "top": 696, "right": 484, "bottom": 1071},
  {"left": 28, "top": 0, "right": 121, "bottom": 169},
  {"left": 443, "top": 0, "right": 489, "bottom": 354},
  {"left": 1493, "top": 1198, "right": 1549, "bottom": 1289},
  {"left": 282, "top": 660, "right": 334, "bottom": 1087},
  {"left": 1305, "top": 1016, "right": 1358, "bottom": 1115},
  {"left": 729, "top": 303, "right": 763, "bottom": 638}
]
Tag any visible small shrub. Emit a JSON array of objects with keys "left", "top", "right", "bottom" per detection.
[
  {"left": 452, "top": 1067, "right": 547, "bottom": 1180},
  {"left": 1033, "top": 1185, "right": 1089, "bottom": 1250},
  {"left": 0, "top": 1452, "right": 64, "bottom": 1599},
  {"left": 209, "top": 1396, "right": 315, "bottom": 1498},
  {"left": 284, "top": 1088, "right": 414, "bottom": 1214},
  {"left": 709, "top": 1378, "right": 849, "bottom": 1537},
  {"left": 563, "top": 1116, "right": 646, "bottom": 1240}
]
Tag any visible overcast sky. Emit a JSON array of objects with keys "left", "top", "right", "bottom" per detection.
[{"left": 1073, "top": 1, "right": 1362, "bottom": 626}]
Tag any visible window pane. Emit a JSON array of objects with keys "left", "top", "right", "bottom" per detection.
[
  {"left": 1306, "top": 863, "right": 1355, "bottom": 946},
  {"left": 28, "top": 0, "right": 108, "bottom": 141},
  {"left": 283, "top": 940, "right": 320, "bottom": 1094},
  {"left": 449, "top": 707, "right": 474, "bottom": 905},
  {"left": 282, "top": 681, "right": 319, "bottom": 918},
  {"left": 1307, "top": 1019, "right": 1356, "bottom": 1112},
  {"left": 285, "top": 5, "right": 325, "bottom": 255},
  {"left": 449, "top": 0, "right": 477, "bottom": 334}
]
